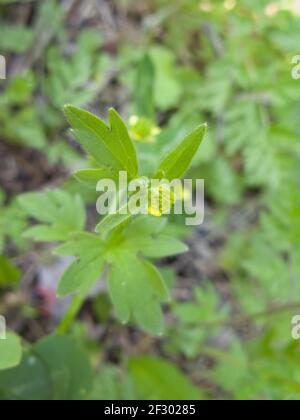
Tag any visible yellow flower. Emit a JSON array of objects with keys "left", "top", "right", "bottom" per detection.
[
  {"left": 148, "top": 185, "right": 176, "bottom": 217},
  {"left": 148, "top": 206, "right": 163, "bottom": 217},
  {"left": 129, "top": 115, "right": 161, "bottom": 143}
]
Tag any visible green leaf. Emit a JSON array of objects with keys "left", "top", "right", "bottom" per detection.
[
  {"left": 143, "top": 261, "right": 170, "bottom": 300},
  {"left": 34, "top": 335, "right": 93, "bottom": 400},
  {"left": 89, "top": 365, "right": 137, "bottom": 400},
  {"left": 6, "top": 107, "right": 47, "bottom": 149},
  {"left": 123, "top": 220, "right": 188, "bottom": 258},
  {"left": 124, "top": 234, "right": 188, "bottom": 259},
  {"left": 23, "top": 225, "right": 74, "bottom": 242},
  {"left": 108, "top": 253, "right": 165, "bottom": 334},
  {"left": 0, "top": 352, "right": 51, "bottom": 400},
  {"left": 149, "top": 46, "right": 183, "bottom": 111},
  {"left": 74, "top": 168, "right": 119, "bottom": 189},
  {"left": 57, "top": 256, "right": 104, "bottom": 297},
  {"left": 0, "top": 335, "right": 93, "bottom": 400},
  {"left": 18, "top": 190, "right": 86, "bottom": 242},
  {"left": 211, "top": 340, "right": 248, "bottom": 393},
  {"left": 95, "top": 207, "right": 132, "bottom": 236},
  {"left": 129, "top": 356, "right": 203, "bottom": 400},
  {"left": 154, "top": 123, "right": 207, "bottom": 180},
  {"left": 127, "top": 215, "right": 167, "bottom": 235},
  {"left": 55, "top": 233, "right": 105, "bottom": 296},
  {"left": 55, "top": 226, "right": 171, "bottom": 333},
  {"left": 0, "top": 332, "right": 22, "bottom": 370},
  {"left": 54, "top": 232, "right": 104, "bottom": 257},
  {"left": 44, "top": 29, "right": 104, "bottom": 110},
  {"left": 0, "top": 25, "right": 34, "bottom": 53},
  {"left": 1, "top": 71, "right": 35, "bottom": 105},
  {"left": 171, "top": 285, "right": 230, "bottom": 358},
  {"left": 145, "top": 236, "right": 188, "bottom": 258},
  {"left": 0, "top": 200, "right": 28, "bottom": 255},
  {"left": 135, "top": 54, "right": 155, "bottom": 119},
  {"left": 0, "top": 256, "right": 21, "bottom": 287},
  {"left": 64, "top": 106, "right": 138, "bottom": 180}
]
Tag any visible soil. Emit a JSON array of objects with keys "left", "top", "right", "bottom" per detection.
[{"left": 0, "top": 141, "right": 65, "bottom": 198}]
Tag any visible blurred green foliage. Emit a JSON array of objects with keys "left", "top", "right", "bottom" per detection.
[{"left": 0, "top": 0, "right": 300, "bottom": 400}]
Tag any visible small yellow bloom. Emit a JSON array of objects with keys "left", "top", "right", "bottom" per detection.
[
  {"left": 129, "top": 115, "right": 161, "bottom": 144},
  {"left": 129, "top": 115, "right": 139, "bottom": 126},
  {"left": 148, "top": 206, "right": 163, "bottom": 217},
  {"left": 148, "top": 185, "right": 176, "bottom": 217}
]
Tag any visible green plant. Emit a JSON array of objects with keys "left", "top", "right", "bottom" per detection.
[
  {"left": 1, "top": 0, "right": 300, "bottom": 401},
  {"left": 0, "top": 193, "right": 26, "bottom": 288},
  {"left": 17, "top": 106, "right": 206, "bottom": 335},
  {"left": 0, "top": 72, "right": 47, "bottom": 149},
  {"left": 167, "top": 284, "right": 229, "bottom": 358},
  {"left": 0, "top": 332, "right": 22, "bottom": 371},
  {"left": 0, "top": 332, "right": 202, "bottom": 400},
  {"left": 44, "top": 31, "right": 110, "bottom": 111}
]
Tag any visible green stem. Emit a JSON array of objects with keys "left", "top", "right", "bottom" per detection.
[{"left": 56, "top": 295, "right": 85, "bottom": 335}]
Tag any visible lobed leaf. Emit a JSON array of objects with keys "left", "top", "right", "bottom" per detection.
[
  {"left": 154, "top": 123, "right": 207, "bottom": 181},
  {"left": 18, "top": 190, "right": 86, "bottom": 242},
  {"left": 108, "top": 253, "right": 165, "bottom": 334},
  {"left": 64, "top": 106, "right": 138, "bottom": 181}
]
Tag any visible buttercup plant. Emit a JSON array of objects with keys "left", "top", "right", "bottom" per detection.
[
  {"left": 61, "top": 106, "right": 206, "bottom": 333},
  {"left": 1, "top": 0, "right": 300, "bottom": 401},
  {"left": 20, "top": 105, "right": 206, "bottom": 335}
]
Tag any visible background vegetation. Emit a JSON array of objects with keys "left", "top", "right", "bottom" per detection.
[{"left": 0, "top": 0, "right": 300, "bottom": 400}]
